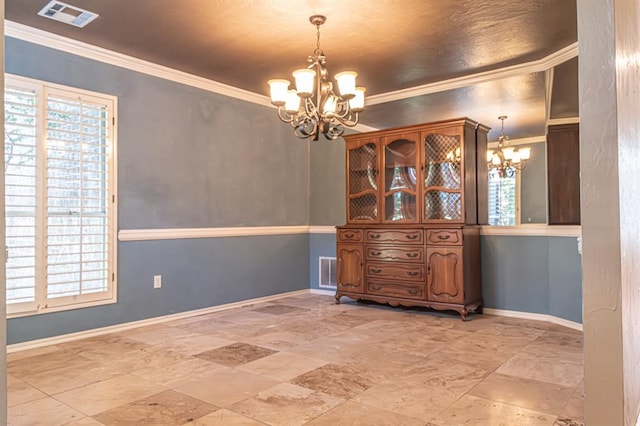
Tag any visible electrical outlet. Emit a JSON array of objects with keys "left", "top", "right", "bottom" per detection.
[{"left": 154, "top": 275, "right": 162, "bottom": 289}]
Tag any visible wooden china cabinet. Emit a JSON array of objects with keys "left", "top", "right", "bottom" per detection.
[{"left": 336, "top": 118, "right": 488, "bottom": 320}]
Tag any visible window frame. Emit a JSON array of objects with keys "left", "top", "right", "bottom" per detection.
[
  {"left": 487, "top": 168, "right": 522, "bottom": 226},
  {"left": 5, "top": 74, "right": 118, "bottom": 318}
]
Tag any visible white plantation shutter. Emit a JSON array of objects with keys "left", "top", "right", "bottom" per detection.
[
  {"left": 488, "top": 170, "right": 517, "bottom": 226},
  {"left": 5, "top": 86, "right": 39, "bottom": 308},
  {"left": 45, "top": 93, "right": 112, "bottom": 303},
  {"left": 4, "top": 75, "right": 117, "bottom": 316}
]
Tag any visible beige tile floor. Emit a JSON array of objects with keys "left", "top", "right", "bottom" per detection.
[{"left": 7, "top": 294, "right": 585, "bottom": 425}]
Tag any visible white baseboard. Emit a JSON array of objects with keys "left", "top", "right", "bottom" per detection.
[
  {"left": 483, "top": 308, "right": 583, "bottom": 331},
  {"left": 7, "top": 289, "right": 309, "bottom": 353}
]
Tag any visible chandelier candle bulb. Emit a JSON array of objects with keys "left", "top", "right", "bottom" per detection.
[
  {"left": 268, "top": 79, "right": 290, "bottom": 106},
  {"left": 284, "top": 90, "right": 301, "bottom": 114},
  {"left": 519, "top": 147, "right": 532, "bottom": 160},
  {"left": 502, "top": 147, "right": 514, "bottom": 160},
  {"left": 335, "top": 71, "right": 357, "bottom": 99},
  {"left": 486, "top": 150, "right": 494, "bottom": 162},
  {"left": 349, "top": 87, "right": 366, "bottom": 112},
  {"left": 292, "top": 69, "right": 316, "bottom": 97}
]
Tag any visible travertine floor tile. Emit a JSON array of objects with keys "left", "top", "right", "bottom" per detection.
[
  {"left": 196, "top": 343, "right": 277, "bottom": 367},
  {"left": 93, "top": 389, "right": 217, "bottom": 425},
  {"left": 7, "top": 375, "right": 47, "bottom": 407},
  {"left": 355, "top": 362, "right": 485, "bottom": 420},
  {"left": 8, "top": 397, "right": 85, "bottom": 426},
  {"left": 230, "top": 382, "right": 343, "bottom": 426},
  {"left": 132, "top": 358, "right": 230, "bottom": 387},
  {"left": 185, "top": 408, "right": 265, "bottom": 425},
  {"left": 8, "top": 349, "right": 95, "bottom": 378},
  {"left": 250, "top": 303, "right": 308, "bottom": 316},
  {"left": 122, "top": 324, "right": 197, "bottom": 345},
  {"left": 106, "top": 345, "right": 193, "bottom": 373},
  {"left": 154, "top": 334, "right": 236, "bottom": 356},
  {"left": 54, "top": 374, "right": 167, "bottom": 416},
  {"left": 19, "top": 361, "right": 123, "bottom": 395},
  {"left": 65, "top": 418, "right": 105, "bottom": 425},
  {"left": 430, "top": 394, "right": 557, "bottom": 425},
  {"left": 306, "top": 400, "right": 425, "bottom": 425},
  {"left": 172, "top": 369, "right": 280, "bottom": 407},
  {"left": 291, "top": 363, "right": 376, "bottom": 399},
  {"left": 468, "top": 372, "right": 575, "bottom": 415},
  {"left": 496, "top": 352, "right": 583, "bottom": 387},
  {"left": 237, "top": 351, "right": 327, "bottom": 381},
  {"left": 7, "top": 345, "right": 61, "bottom": 363}
]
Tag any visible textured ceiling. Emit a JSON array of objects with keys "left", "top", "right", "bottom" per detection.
[{"left": 5, "top": 0, "right": 579, "bottom": 139}]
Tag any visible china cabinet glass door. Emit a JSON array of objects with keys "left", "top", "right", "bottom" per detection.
[
  {"left": 347, "top": 141, "right": 379, "bottom": 222},
  {"left": 382, "top": 134, "right": 419, "bottom": 223},
  {"left": 423, "top": 130, "right": 463, "bottom": 222}
]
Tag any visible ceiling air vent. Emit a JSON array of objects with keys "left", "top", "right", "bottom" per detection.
[{"left": 37, "top": 1, "right": 99, "bottom": 28}]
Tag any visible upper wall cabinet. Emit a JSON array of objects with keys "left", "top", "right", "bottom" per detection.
[{"left": 344, "top": 118, "right": 489, "bottom": 225}]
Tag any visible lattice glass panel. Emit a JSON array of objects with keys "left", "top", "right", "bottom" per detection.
[
  {"left": 348, "top": 143, "right": 377, "bottom": 194},
  {"left": 385, "top": 192, "right": 416, "bottom": 221},
  {"left": 424, "top": 134, "right": 461, "bottom": 190},
  {"left": 425, "top": 191, "right": 462, "bottom": 221},
  {"left": 349, "top": 194, "right": 378, "bottom": 221}
]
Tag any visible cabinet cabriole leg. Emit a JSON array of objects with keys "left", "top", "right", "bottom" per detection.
[{"left": 334, "top": 294, "right": 341, "bottom": 305}]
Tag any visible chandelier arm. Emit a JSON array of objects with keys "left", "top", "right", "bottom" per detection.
[{"left": 276, "top": 106, "right": 296, "bottom": 124}]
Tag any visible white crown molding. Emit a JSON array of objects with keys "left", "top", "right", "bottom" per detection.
[
  {"left": 547, "top": 117, "right": 580, "bottom": 126},
  {"left": 5, "top": 20, "right": 274, "bottom": 108},
  {"left": 6, "top": 20, "right": 578, "bottom": 121},
  {"left": 7, "top": 289, "right": 309, "bottom": 353},
  {"left": 481, "top": 224, "right": 581, "bottom": 237},
  {"left": 483, "top": 308, "right": 583, "bottom": 331},
  {"left": 365, "top": 42, "right": 579, "bottom": 106},
  {"left": 487, "top": 135, "right": 546, "bottom": 149},
  {"left": 118, "top": 226, "right": 310, "bottom": 241},
  {"left": 308, "top": 226, "right": 337, "bottom": 234}
]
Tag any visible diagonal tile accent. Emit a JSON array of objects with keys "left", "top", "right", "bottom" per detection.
[
  {"left": 93, "top": 390, "right": 218, "bottom": 425},
  {"left": 291, "top": 363, "right": 375, "bottom": 398},
  {"left": 196, "top": 342, "right": 277, "bottom": 367}
]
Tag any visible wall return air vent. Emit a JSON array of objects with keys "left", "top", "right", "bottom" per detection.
[{"left": 37, "top": 1, "right": 99, "bottom": 28}]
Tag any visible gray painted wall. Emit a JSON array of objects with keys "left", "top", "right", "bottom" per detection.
[
  {"left": 310, "top": 136, "right": 346, "bottom": 226},
  {"left": 6, "top": 37, "right": 311, "bottom": 344},
  {"left": 520, "top": 142, "right": 547, "bottom": 224},
  {"left": 1, "top": 8, "right": 7, "bottom": 424}
]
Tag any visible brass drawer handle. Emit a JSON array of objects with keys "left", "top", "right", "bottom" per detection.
[
  {"left": 370, "top": 268, "right": 382, "bottom": 274},
  {"left": 406, "top": 253, "right": 419, "bottom": 258},
  {"left": 370, "top": 251, "right": 382, "bottom": 256},
  {"left": 406, "top": 271, "right": 419, "bottom": 276},
  {"left": 371, "top": 284, "right": 382, "bottom": 291},
  {"left": 438, "top": 234, "right": 451, "bottom": 240},
  {"left": 370, "top": 234, "right": 381, "bottom": 239},
  {"left": 407, "top": 287, "right": 420, "bottom": 295},
  {"left": 344, "top": 233, "right": 355, "bottom": 239},
  {"left": 406, "top": 234, "right": 419, "bottom": 240}
]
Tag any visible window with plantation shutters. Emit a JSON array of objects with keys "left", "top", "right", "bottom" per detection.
[
  {"left": 4, "top": 75, "right": 117, "bottom": 316},
  {"left": 487, "top": 170, "right": 518, "bottom": 226}
]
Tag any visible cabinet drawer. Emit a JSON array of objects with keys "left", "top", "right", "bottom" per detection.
[
  {"left": 366, "top": 279, "right": 425, "bottom": 300},
  {"left": 366, "top": 262, "right": 425, "bottom": 281},
  {"left": 365, "top": 229, "right": 423, "bottom": 244},
  {"left": 426, "top": 229, "right": 462, "bottom": 245},
  {"left": 338, "top": 229, "right": 363, "bottom": 243},
  {"left": 366, "top": 245, "right": 424, "bottom": 263}
]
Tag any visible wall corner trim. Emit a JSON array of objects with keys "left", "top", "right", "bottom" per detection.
[{"left": 481, "top": 224, "right": 581, "bottom": 237}]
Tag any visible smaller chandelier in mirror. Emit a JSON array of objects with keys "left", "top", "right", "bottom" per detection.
[
  {"left": 487, "top": 116, "right": 531, "bottom": 177},
  {"left": 268, "top": 15, "right": 365, "bottom": 141}
]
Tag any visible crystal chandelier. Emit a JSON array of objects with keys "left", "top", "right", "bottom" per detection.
[
  {"left": 487, "top": 116, "right": 531, "bottom": 177},
  {"left": 267, "top": 15, "right": 365, "bottom": 141}
]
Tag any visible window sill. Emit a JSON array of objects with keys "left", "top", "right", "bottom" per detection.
[{"left": 7, "top": 295, "right": 117, "bottom": 319}]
